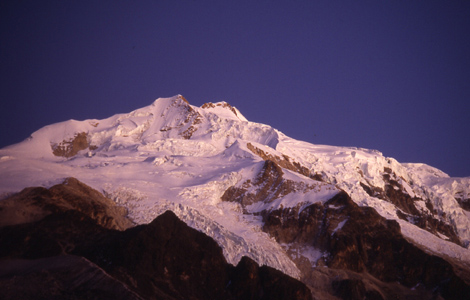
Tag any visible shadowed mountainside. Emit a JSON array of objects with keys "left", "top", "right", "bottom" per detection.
[{"left": 0, "top": 178, "right": 312, "bottom": 300}]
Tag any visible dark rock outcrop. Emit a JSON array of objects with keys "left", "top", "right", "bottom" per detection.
[
  {"left": 262, "top": 191, "right": 470, "bottom": 299},
  {"left": 0, "top": 177, "right": 133, "bottom": 230},
  {"left": 222, "top": 159, "right": 324, "bottom": 212},
  {"left": 160, "top": 96, "right": 203, "bottom": 139},
  {"left": 222, "top": 160, "right": 286, "bottom": 207},
  {"left": 383, "top": 170, "right": 461, "bottom": 246},
  {"left": 51, "top": 132, "right": 95, "bottom": 158},
  {"left": 221, "top": 156, "right": 470, "bottom": 299},
  {"left": 246, "top": 142, "right": 315, "bottom": 179},
  {"left": 0, "top": 179, "right": 311, "bottom": 300},
  {"left": 201, "top": 101, "right": 240, "bottom": 117},
  {"left": 456, "top": 197, "right": 470, "bottom": 211},
  {"left": 0, "top": 255, "right": 143, "bottom": 300},
  {"left": 227, "top": 256, "right": 313, "bottom": 300}
]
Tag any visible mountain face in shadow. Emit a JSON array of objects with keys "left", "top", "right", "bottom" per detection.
[{"left": 0, "top": 178, "right": 312, "bottom": 300}]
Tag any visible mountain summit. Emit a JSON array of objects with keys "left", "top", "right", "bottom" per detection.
[{"left": 1, "top": 95, "right": 469, "bottom": 299}]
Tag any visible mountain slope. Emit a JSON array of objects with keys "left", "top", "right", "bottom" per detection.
[
  {"left": 1, "top": 95, "right": 469, "bottom": 299},
  {"left": 0, "top": 179, "right": 312, "bottom": 300}
]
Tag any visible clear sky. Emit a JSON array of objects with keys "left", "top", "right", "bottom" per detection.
[{"left": 1, "top": 1, "right": 469, "bottom": 177}]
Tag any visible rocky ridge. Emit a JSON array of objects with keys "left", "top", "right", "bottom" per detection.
[
  {"left": 0, "top": 179, "right": 312, "bottom": 300},
  {"left": 1, "top": 95, "right": 470, "bottom": 299}
]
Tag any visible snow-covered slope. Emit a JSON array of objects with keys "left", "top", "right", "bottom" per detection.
[{"left": 1, "top": 95, "right": 469, "bottom": 282}]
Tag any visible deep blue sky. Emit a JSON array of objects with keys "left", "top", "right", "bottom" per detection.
[{"left": 1, "top": 1, "right": 469, "bottom": 177}]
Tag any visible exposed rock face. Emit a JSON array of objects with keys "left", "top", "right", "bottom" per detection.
[
  {"left": 0, "top": 177, "right": 133, "bottom": 230},
  {"left": 262, "top": 191, "right": 470, "bottom": 300},
  {"left": 0, "top": 179, "right": 312, "bottom": 300},
  {"left": 201, "top": 101, "right": 240, "bottom": 117},
  {"left": 173, "top": 99, "right": 203, "bottom": 139},
  {"left": 79, "top": 210, "right": 312, "bottom": 300},
  {"left": 457, "top": 197, "right": 470, "bottom": 211},
  {"left": 222, "top": 160, "right": 286, "bottom": 207},
  {"left": 51, "top": 132, "right": 96, "bottom": 157},
  {"left": 222, "top": 159, "right": 324, "bottom": 212},
  {"left": 247, "top": 142, "right": 314, "bottom": 179},
  {"left": 361, "top": 168, "right": 462, "bottom": 246},
  {"left": 0, "top": 255, "right": 143, "bottom": 300},
  {"left": 220, "top": 155, "right": 470, "bottom": 298},
  {"left": 159, "top": 96, "right": 203, "bottom": 140},
  {"left": 228, "top": 256, "right": 313, "bottom": 300}
]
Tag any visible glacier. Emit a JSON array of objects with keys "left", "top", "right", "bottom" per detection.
[{"left": 1, "top": 94, "right": 469, "bottom": 282}]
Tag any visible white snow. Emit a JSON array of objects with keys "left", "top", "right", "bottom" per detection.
[
  {"left": 282, "top": 243, "right": 325, "bottom": 268},
  {"left": 332, "top": 219, "right": 348, "bottom": 235},
  {"left": 1, "top": 94, "right": 469, "bottom": 275}
]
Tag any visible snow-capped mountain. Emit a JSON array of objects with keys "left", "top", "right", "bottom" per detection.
[{"left": 1, "top": 95, "right": 469, "bottom": 299}]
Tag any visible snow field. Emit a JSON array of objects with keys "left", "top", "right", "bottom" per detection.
[{"left": 1, "top": 95, "right": 469, "bottom": 275}]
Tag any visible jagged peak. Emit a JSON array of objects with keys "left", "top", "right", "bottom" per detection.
[
  {"left": 148, "top": 95, "right": 191, "bottom": 111},
  {"left": 201, "top": 101, "right": 247, "bottom": 122},
  {"left": 146, "top": 96, "right": 248, "bottom": 122},
  {"left": 201, "top": 101, "right": 234, "bottom": 110},
  {"left": 178, "top": 94, "right": 190, "bottom": 104},
  {"left": 151, "top": 94, "right": 187, "bottom": 103}
]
